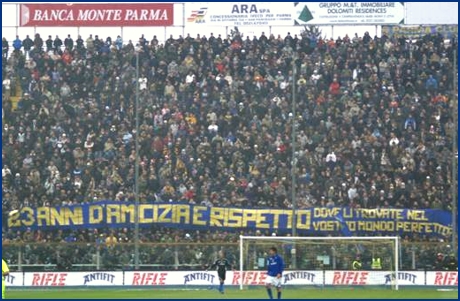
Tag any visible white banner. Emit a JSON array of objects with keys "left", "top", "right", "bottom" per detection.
[
  {"left": 21, "top": 272, "right": 123, "bottom": 287},
  {"left": 324, "top": 271, "right": 425, "bottom": 286},
  {"left": 4, "top": 272, "right": 23, "bottom": 287},
  {"left": 426, "top": 271, "right": 458, "bottom": 286},
  {"left": 125, "top": 271, "right": 220, "bottom": 286},
  {"left": 184, "top": 2, "right": 405, "bottom": 27},
  {"left": 125, "top": 272, "right": 169, "bottom": 286},
  {"left": 383, "top": 271, "right": 425, "bottom": 286},
  {"left": 230, "top": 271, "right": 267, "bottom": 286},
  {"left": 126, "top": 271, "right": 223, "bottom": 286},
  {"left": 325, "top": 271, "right": 372, "bottom": 285},
  {"left": 281, "top": 271, "right": 323, "bottom": 286}
]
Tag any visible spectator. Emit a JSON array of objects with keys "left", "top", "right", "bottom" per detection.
[
  {"left": 425, "top": 74, "right": 438, "bottom": 92},
  {"left": 53, "top": 35, "right": 63, "bottom": 52},
  {"left": 86, "top": 34, "right": 94, "bottom": 52},
  {"left": 76, "top": 35, "right": 84, "bottom": 53},
  {"left": 404, "top": 114, "right": 417, "bottom": 131},
  {"left": 12, "top": 36, "right": 22, "bottom": 53},
  {"left": 33, "top": 33, "right": 43, "bottom": 51},
  {"left": 329, "top": 78, "right": 340, "bottom": 96},
  {"left": 443, "top": 252, "right": 458, "bottom": 271},
  {"left": 115, "top": 35, "right": 123, "bottom": 50},
  {"left": 45, "top": 35, "right": 53, "bottom": 52},
  {"left": 2, "top": 74, "right": 11, "bottom": 99},
  {"left": 325, "top": 151, "right": 337, "bottom": 171},
  {"left": 2, "top": 37, "right": 8, "bottom": 58},
  {"left": 433, "top": 253, "right": 445, "bottom": 270},
  {"left": 64, "top": 34, "right": 74, "bottom": 51},
  {"left": 22, "top": 35, "right": 33, "bottom": 56},
  {"left": 1, "top": 30, "right": 457, "bottom": 270}
]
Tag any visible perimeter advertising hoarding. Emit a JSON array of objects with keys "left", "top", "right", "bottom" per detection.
[{"left": 5, "top": 271, "right": 456, "bottom": 287}]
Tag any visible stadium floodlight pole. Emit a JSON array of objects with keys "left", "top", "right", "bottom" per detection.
[
  {"left": 452, "top": 49, "right": 457, "bottom": 252},
  {"left": 291, "top": 54, "right": 297, "bottom": 269},
  {"left": 394, "top": 236, "right": 399, "bottom": 291},
  {"left": 134, "top": 51, "right": 140, "bottom": 270},
  {"left": 239, "top": 235, "right": 244, "bottom": 289}
]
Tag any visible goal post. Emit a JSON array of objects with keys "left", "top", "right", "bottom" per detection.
[{"left": 239, "top": 235, "right": 400, "bottom": 290}]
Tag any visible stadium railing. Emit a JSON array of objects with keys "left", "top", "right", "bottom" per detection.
[{"left": 1, "top": 241, "right": 455, "bottom": 272}]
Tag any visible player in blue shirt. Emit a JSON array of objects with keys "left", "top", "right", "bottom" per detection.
[{"left": 266, "top": 247, "right": 284, "bottom": 299}]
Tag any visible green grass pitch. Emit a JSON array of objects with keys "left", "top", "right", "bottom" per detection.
[{"left": 6, "top": 288, "right": 458, "bottom": 299}]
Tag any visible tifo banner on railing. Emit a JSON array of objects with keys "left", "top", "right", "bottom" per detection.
[
  {"left": 5, "top": 271, "right": 458, "bottom": 287},
  {"left": 185, "top": 2, "right": 404, "bottom": 26},
  {"left": 20, "top": 3, "right": 174, "bottom": 27},
  {"left": 7, "top": 202, "right": 453, "bottom": 238},
  {"left": 382, "top": 25, "right": 458, "bottom": 39}
]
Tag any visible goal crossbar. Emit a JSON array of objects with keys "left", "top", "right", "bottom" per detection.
[{"left": 239, "top": 236, "right": 400, "bottom": 290}]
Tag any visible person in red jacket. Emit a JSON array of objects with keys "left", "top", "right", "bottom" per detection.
[{"left": 329, "top": 78, "right": 341, "bottom": 96}]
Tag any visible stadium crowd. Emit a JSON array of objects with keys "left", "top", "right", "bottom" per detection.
[{"left": 1, "top": 30, "right": 457, "bottom": 271}]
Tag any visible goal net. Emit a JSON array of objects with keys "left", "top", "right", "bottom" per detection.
[{"left": 239, "top": 236, "right": 400, "bottom": 290}]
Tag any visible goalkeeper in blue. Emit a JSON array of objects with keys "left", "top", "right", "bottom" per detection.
[
  {"left": 266, "top": 247, "right": 284, "bottom": 299},
  {"left": 209, "top": 250, "right": 232, "bottom": 294}
]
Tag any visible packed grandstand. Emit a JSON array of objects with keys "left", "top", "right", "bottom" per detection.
[{"left": 1, "top": 30, "right": 457, "bottom": 271}]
